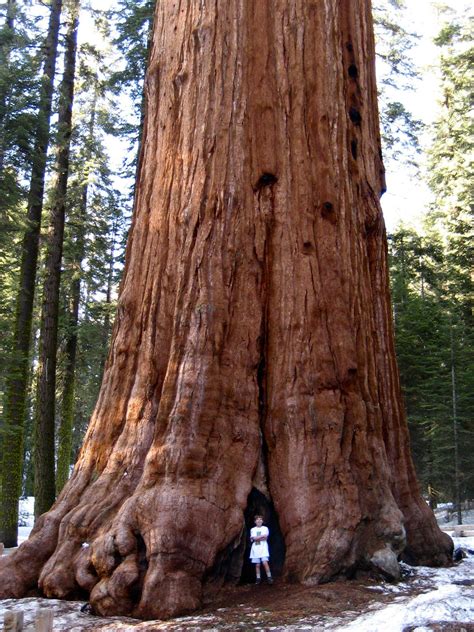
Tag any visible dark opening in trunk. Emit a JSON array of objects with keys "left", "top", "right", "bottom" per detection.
[{"left": 240, "top": 487, "right": 286, "bottom": 583}]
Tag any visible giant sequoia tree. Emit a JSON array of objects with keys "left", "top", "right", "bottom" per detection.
[{"left": 0, "top": 0, "right": 451, "bottom": 620}]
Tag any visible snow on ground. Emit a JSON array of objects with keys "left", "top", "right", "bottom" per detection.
[
  {"left": 328, "top": 536, "right": 474, "bottom": 632},
  {"left": 0, "top": 598, "right": 139, "bottom": 631},
  {"left": 1, "top": 538, "right": 473, "bottom": 630},
  {"left": 18, "top": 497, "right": 35, "bottom": 545},
  {"left": 2, "top": 503, "right": 474, "bottom": 630}
]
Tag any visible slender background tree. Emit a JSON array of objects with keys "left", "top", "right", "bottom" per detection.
[
  {"left": 0, "top": 0, "right": 63, "bottom": 547},
  {"left": 33, "top": 0, "right": 81, "bottom": 518}
]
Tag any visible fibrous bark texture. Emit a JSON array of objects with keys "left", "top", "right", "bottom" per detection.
[{"left": 0, "top": 0, "right": 452, "bottom": 619}]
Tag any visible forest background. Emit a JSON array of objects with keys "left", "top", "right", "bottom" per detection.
[{"left": 0, "top": 0, "right": 472, "bottom": 546}]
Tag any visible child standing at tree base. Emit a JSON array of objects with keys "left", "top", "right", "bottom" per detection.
[{"left": 250, "top": 514, "right": 273, "bottom": 584}]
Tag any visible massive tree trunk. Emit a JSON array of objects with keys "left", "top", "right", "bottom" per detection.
[
  {"left": 0, "top": 0, "right": 451, "bottom": 619},
  {"left": 0, "top": 0, "right": 63, "bottom": 548}
]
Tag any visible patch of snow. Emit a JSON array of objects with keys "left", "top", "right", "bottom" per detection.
[
  {"left": 18, "top": 526, "right": 33, "bottom": 545},
  {"left": 18, "top": 497, "right": 35, "bottom": 528},
  {"left": 335, "top": 584, "right": 473, "bottom": 631},
  {"left": 0, "top": 598, "right": 139, "bottom": 631},
  {"left": 328, "top": 536, "right": 474, "bottom": 632}
]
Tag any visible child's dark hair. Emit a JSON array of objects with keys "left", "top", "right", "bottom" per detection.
[{"left": 254, "top": 514, "right": 263, "bottom": 520}]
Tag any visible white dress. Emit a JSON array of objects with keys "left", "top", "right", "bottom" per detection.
[{"left": 250, "top": 525, "right": 270, "bottom": 560}]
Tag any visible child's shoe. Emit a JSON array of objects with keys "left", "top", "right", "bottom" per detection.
[
  {"left": 255, "top": 578, "right": 261, "bottom": 585},
  {"left": 267, "top": 577, "right": 274, "bottom": 584}
]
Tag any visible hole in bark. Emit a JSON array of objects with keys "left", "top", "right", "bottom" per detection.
[
  {"left": 302, "top": 241, "right": 314, "bottom": 254},
  {"left": 348, "top": 64, "right": 358, "bottom": 79},
  {"left": 346, "top": 41, "right": 354, "bottom": 53},
  {"left": 351, "top": 139, "right": 358, "bottom": 160},
  {"left": 129, "top": 532, "right": 148, "bottom": 603},
  {"left": 240, "top": 488, "right": 286, "bottom": 584},
  {"left": 323, "top": 201, "right": 333, "bottom": 212},
  {"left": 349, "top": 107, "right": 362, "bottom": 126},
  {"left": 321, "top": 201, "right": 337, "bottom": 225},
  {"left": 254, "top": 173, "right": 278, "bottom": 191},
  {"left": 345, "top": 367, "right": 358, "bottom": 388}
]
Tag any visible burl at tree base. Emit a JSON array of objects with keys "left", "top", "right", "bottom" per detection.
[{"left": 0, "top": 0, "right": 452, "bottom": 620}]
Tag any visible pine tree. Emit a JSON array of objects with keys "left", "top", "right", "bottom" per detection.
[
  {"left": 0, "top": 1, "right": 41, "bottom": 380},
  {"left": 55, "top": 81, "right": 97, "bottom": 495},
  {"left": 34, "top": 0, "right": 81, "bottom": 518},
  {"left": 427, "top": 9, "right": 473, "bottom": 515},
  {"left": 372, "top": 0, "right": 423, "bottom": 168},
  {"left": 107, "top": 0, "right": 155, "bottom": 177},
  {"left": 388, "top": 227, "right": 451, "bottom": 504},
  {"left": 56, "top": 51, "right": 129, "bottom": 489},
  {"left": 53, "top": 1, "right": 150, "bottom": 473},
  {"left": 0, "top": 0, "right": 63, "bottom": 547}
]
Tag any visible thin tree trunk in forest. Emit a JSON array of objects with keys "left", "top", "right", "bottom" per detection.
[
  {"left": 56, "top": 87, "right": 97, "bottom": 494},
  {"left": 55, "top": 185, "right": 86, "bottom": 495},
  {"left": 0, "top": 0, "right": 452, "bottom": 616},
  {"left": 100, "top": 216, "right": 118, "bottom": 371},
  {"left": 0, "top": 0, "right": 17, "bottom": 488},
  {"left": 34, "top": 0, "right": 80, "bottom": 518},
  {"left": 450, "top": 323, "right": 462, "bottom": 525},
  {"left": 0, "top": 0, "right": 63, "bottom": 548},
  {"left": 0, "top": 0, "right": 16, "bottom": 175}
]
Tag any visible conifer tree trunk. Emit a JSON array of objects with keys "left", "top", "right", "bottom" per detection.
[
  {"left": 0, "top": 0, "right": 63, "bottom": 548},
  {"left": 100, "top": 215, "right": 119, "bottom": 370},
  {"left": 0, "top": 0, "right": 451, "bottom": 617},
  {"left": 56, "top": 87, "right": 96, "bottom": 494},
  {"left": 0, "top": 0, "right": 16, "bottom": 174},
  {"left": 34, "top": 0, "right": 80, "bottom": 518},
  {"left": 450, "top": 324, "right": 462, "bottom": 525}
]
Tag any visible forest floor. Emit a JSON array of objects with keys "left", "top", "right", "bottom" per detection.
[{"left": 2, "top": 505, "right": 474, "bottom": 631}]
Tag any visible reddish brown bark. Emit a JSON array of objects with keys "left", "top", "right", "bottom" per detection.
[{"left": 0, "top": 0, "right": 451, "bottom": 619}]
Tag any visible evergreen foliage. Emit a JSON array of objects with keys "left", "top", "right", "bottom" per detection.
[
  {"left": 373, "top": 0, "right": 423, "bottom": 167},
  {"left": 54, "top": 38, "right": 130, "bottom": 489},
  {"left": 0, "top": 0, "right": 64, "bottom": 547},
  {"left": 0, "top": 0, "right": 130, "bottom": 537},
  {"left": 388, "top": 8, "right": 473, "bottom": 511},
  {"left": 106, "top": 0, "right": 155, "bottom": 176},
  {"left": 0, "top": 0, "right": 41, "bottom": 388}
]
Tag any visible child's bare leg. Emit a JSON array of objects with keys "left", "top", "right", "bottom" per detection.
[
  {"left": 255, "top": 563, "right": 261, "bottom": 583},
  {"left": 262, "top": 560, "right": 273, "bottom": 582}
]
